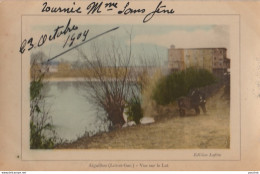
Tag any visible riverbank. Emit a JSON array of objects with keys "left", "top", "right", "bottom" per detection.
[{"left": 56, "top": 86, "right": 230, "bottom": 149}]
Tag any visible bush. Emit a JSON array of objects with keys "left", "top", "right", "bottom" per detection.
[
  {"left": 30, "top": 78, "right": 58, "bottom": 149},
  {"left": 30, "top": 121, "right": 56, "bottom": 149},
  {"left": 125, "top": 97, "right": 143, "bottom": 124},
  {"left": 152, "top": 68, "right": 216, "bottom": 105}
]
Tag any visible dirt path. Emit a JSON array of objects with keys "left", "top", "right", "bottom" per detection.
[{"left": 57, "top": 87, "right": 230, "bottom": 149}]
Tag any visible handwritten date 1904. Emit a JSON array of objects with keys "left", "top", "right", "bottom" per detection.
[
  {"left": 63, "top": 30, "right": 89, "bottom": 48},
  {"left": 20, "top": 18, "right": 79, "bottom": 54}
]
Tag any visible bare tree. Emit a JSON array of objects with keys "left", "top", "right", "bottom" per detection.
[{"left": 76, "top": 34, "right": 147, "bottom": 128}]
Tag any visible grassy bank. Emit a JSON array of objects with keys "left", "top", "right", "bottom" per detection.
[{"left": 56, "top": 86, "right": 230, "bottom": 149}]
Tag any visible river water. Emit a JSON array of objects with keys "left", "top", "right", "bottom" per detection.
[{"left": 44, "top": 81, "right": 111, "bottom": 141}]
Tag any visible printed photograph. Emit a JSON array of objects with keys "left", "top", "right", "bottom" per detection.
[{"left": 28, "top": 21, "right": 230, "bottom": 149}]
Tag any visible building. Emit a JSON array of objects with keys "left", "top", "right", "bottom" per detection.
[
  {"left": 168, "top": 45, "right": 230, "bottom": 75},
  {"left": 48, "top": 61, "right": 59, "bottom": 73}
]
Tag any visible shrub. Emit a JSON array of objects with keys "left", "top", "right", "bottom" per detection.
[
  {"left": 125, "top": 97, "right": 143, "bottom": 124},
  {"left": 30, "top": 78, "right": 58, "bottom": 149},
  {"left": 30, "top": 121, "right": 56, "bottom": 149},
  {"left": 152, "top": 68, "right": 216, "bottom": 105}
]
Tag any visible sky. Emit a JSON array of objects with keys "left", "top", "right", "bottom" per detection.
[{"left": 31, "top": 24, "right": 230, "bottom": 66}]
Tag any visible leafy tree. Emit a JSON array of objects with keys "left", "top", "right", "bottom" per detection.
[{"left": 152, "top": 68, "right": 216, "bottom": 105}]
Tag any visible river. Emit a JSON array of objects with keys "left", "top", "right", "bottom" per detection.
[{"left": 43, "top": 81, "right": 111, "bottom": 141}]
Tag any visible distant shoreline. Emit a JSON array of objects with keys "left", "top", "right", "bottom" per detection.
[
  {"left": 43, "top": 77, "right": 137, "bottom": 82},
  {"left": 43, "top": 77, "right": 85, "bottom": 82}
]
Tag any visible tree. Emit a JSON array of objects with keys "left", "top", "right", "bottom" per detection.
[
  {"left": 76, "top": 36, "right": 150, "bottom": 128},
  {"left": 30, "top": 52, "right": 57, "bottom": 149},
  {"left": 152, "top": 68, "right": 216, "bottom": 105}
]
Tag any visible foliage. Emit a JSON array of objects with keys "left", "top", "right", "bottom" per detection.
[
  {"left": 30, "top": 121, "right": 56, "bottom": 149},
  {"left": 152, "top": 68, "right": 216, "bottom": 105},
  {"left": 30, "top": 80, "right": 43, "bottom": 101},
  {"left": 125, "top": 97, "right": 143, "bottom": 124}
]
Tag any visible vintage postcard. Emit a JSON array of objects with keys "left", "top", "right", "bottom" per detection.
[{"left": 0, "top": 0, "right": 259, "bottom": 171}]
